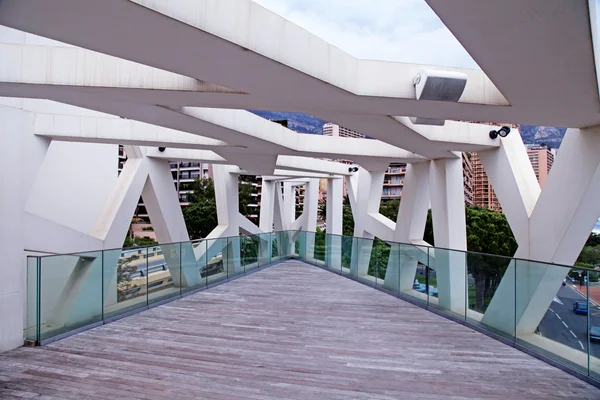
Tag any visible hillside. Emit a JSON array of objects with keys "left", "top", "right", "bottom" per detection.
[
  {"left": 249, "top": 110, "right": 326, "bottom": 134},
  {"left": 249, "top": 111, "right": 567, "bottom": 148},
  {"left": 519, "top": 125, "right": 567, "bottom": 148}
]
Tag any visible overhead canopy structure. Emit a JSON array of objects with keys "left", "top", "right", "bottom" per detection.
[{"left": 2, "top": 0, "right": 600, "bottom": 361}]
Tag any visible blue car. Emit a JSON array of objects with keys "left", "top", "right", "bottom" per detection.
[
  {"left": 573, "top": 301, "right": 588, "bottom": 315},
  {"left": 416, "top": 283, "right": 438, "bottom": 297}
]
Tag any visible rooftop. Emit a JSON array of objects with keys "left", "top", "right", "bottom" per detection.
[{"left": 2, "top": 260, "right": 598, "bottom": 399}]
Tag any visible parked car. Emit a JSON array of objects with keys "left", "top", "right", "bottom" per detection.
[
  {"left": 573, "top": 301, "right": 588, "bottom": 315},
  {"left": 416, "top": 283, "right": 438, "bottom": 297},
  {"left": 590, "top": 327, "right": 600, "bottom": 342}
]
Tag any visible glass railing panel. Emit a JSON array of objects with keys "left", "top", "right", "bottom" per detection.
[
  {"left": 426, "top": 247, "right": 466, "bottom": 320},
  {"left": 104, "top": 246, "right": 148, "bottom": 320},
  {"left": 314, "top": 230, "right": 326, "bottom": 265},
  {"left": 271, "top": 232, "right": 280, "bottom": 262},
  {"left": 340, "top": 235, "right": 355, "bottom": 278},
  {"left": 370, "top": 238, "right": 390, "bottom": 288},
  {"left": 147, "top": 243, "right": 181, "bottom": 305},
  {"left": 466, "top": 252, "right": 515, "bottom": 341},
  {"left": 181, "top": 240, "right": 207, "bottom": 294},
  {"left": 385, "top": 243, "right": 429, "bottom": 306},
  {"left": 241, "top": 234, "right": 260, "bottom": 272},
  {"left": 355, "top": 237, "right": 376, "bottom": 287},
  {"left": 257, "top": 233, "right": 272, "bottom": 266},
  {"left": 25, "top": 256, "right": 39, "bottom": 342},
  {"left": 205, "top": 237, "right": 228, "bottom": 286},
  {"left": 40, "top": 250, "right": 103, "bottom": 340},
  {"left": 227, "top": 236, "right": 244, "bottom": 279},
  {"left": 516, "top": 261, "right": 589, "bottom": 376},
  {"left": 324, "top": 233, "right": 343, "bottom": 274}
]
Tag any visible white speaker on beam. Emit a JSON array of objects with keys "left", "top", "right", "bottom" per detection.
[{"left": 410, "top": 69, "right": 468, "bottom": 126}]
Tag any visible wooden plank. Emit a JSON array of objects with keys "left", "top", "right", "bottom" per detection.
[{"left": 1, "top": 260, "right": 599, "bottom": 399}]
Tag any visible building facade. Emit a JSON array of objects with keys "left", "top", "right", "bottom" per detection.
[
  {"left": 323, "top": 123, "right": 366, "bottom": 139},
  {"left": 471, "top": 144, "right": 555, "bottom": 212}
]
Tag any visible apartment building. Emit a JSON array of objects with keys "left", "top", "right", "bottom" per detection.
[
  {"left": 382, "top": 163, "right": 405, "bottom": 200},
  {"left": 471, "top": 144, "right": 555, "bottom": 212},
  {"left": 323, "top": 123, "right": 366, "bottom": 139},
  {"left": 526, "top": 144, "right": 554, "bottom": 188}
]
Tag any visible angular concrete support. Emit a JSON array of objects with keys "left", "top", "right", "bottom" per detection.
[
  {"left": 430, "top": 156, "right": 467, "bottom": 314},
  {"left": 482, "top": 128, "right": 600, "bottom": 334},
  {"left": 384, "top": 163, "right": 431, "bottom": 292},
  {"left": 325, "top": 178, "right": 343, "bottom": 269}
]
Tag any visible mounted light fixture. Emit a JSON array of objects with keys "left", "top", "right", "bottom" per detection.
[
  {"left": 489, "top": 126, "right": 511, "bottom": 139},
  {"left": 348, "top": 167, "right": 359, "bottom": 173},
  {"left": 158, "top": 147, "right": 166, "bottom": 152},
  {"left": 410, "top": 69, "right": 468, "bottom": 126}
]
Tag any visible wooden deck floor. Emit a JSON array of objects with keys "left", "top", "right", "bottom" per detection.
[{"left": 2, "top": 260, "right": 600, "bottom": 399}]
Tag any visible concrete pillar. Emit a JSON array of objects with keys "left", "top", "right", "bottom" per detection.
[
  {"left": 0, "top": 106, "right": 28, "bottom": 350},
  {"left": 482, "top": 127, "right": 600, "bottom": 335},
  {"left": 384, "top": 162, "right": 430, "bottom": 292},
  {"left": 325, "top": 178, "right": 343, "bottom": 269},
  {"left": 429, "top": 157, "right": 467, "bottom": 314}
]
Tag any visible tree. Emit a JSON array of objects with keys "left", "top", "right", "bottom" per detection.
[
  {"left": 464, "top": 207, "right": 517, "bottom": 311},
  {"left": 318, "top": 198, "right": 326, "bottom": 222},
  {"left": 183, "top": 176, "right": 256, "bottom": 239},
  {"left": 379, "top": 199, "right": 400, "bottom": 222},
  {"left": 183, "top": 177, "right": 218, "bottom": 239}
]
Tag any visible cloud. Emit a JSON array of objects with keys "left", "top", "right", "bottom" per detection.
[{"left": 252, "top": 0, "right": 478, "bottom": 68}]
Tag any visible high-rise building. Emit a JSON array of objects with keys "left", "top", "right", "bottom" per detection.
[
  {"left": 323, "top": 123, "right": 366, "bottom": 139},
  {"left": 382, "top": 163, "right": 405, "bottom": 200},
  {"left": 463, "top": 153, "right": 474, "bottom": 207},
  {"left": 471, "top": 153, "right": 502, "bottom": 212},
  {"left": 526, "top": 144, "right": 555, "bottom": 188},
  {"left": 471, "top": 144, "right": 555, "bottom": 212}
]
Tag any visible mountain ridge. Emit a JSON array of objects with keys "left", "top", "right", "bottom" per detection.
[{"left": 250, "top": 111, "right": 566, "bottom": 147}]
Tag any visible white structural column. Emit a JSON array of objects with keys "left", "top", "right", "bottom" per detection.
[
  {"left": 347, "top": 168, "right": 386, "bottom": 277},
  {"left": 384, "top": 162, "right": 431, "bottom": 292},
  {"left": 303, "top": 178, "right": 320, "bottom": 260},
  {"left": 0, "top": 106, "right": 28, "bottom": 351},
  {"left": 429, "top": 156, "right": 467, "bottom": 313},
  {"left": 325, "top": 178, "right": 343, "bottom": 269},
  {"left": 478, "top": 132, "right": 539, "bottom": 333},
  {"left": 482, "top": 127, "right": 600, "bottom": 335}
]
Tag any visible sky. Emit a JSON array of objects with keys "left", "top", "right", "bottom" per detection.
[{"left": 252, "top": 0, "right": 478, "bottom": 69}]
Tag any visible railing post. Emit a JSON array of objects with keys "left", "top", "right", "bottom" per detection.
[
  {"left": 101, "top": 250, "right": 104, "bottom": 322},
  {"left": 36, "top": 256, "right": 41, "bottom": 345}
]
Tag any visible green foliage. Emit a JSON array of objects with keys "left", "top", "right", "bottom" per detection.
[
  {"left": 342, "top": 196, "right": 354, "bottom": 237},
  {"left": 379, "top": 199, "right": 400, "bottom": 222},
  {"left": 183, "top": 176, "right": 255, "bottom": 239},
  {"left": 141, "top": 226, "right": 154, "bottom": 231},
  {"left": 586, "top": 233, "right": 600, "bottom": 247},
  {"left": 123, "top": 235, "right": 158, "bottom": 248},
  {"left": 578, "top": 246, "right": 600, "bottom": 266},
  {"left": 318, "top": 198, "right": 326, "bottom": 221}
]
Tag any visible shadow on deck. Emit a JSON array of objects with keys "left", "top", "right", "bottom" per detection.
[{"left": 2, "top": 260, "right": 599, "bottom": 399}]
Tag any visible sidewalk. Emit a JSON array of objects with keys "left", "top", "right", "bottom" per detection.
[{"left": 572, "top": 283, "right": 600, "bottom": 306}]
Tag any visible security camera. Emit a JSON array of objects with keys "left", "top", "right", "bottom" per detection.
[
  {"left": 489, "top": 126, "right": 511, "bottom": 140},
  {"left": 498, "top": 126, "right": 511, "bottom": 137},
  {"left": 158, "top": 147, "right": 166, "bottom": 152},
  {"left": 348, "top": 167, "right": 359, "bottom": 173}
]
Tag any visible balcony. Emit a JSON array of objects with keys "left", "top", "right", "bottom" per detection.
[{"left": 15, "top": 232, "right": 600, "bottom": 397}]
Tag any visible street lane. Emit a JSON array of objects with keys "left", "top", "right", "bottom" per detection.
[{"left": 538, "top": 284, "right": 600, "bottom": 357}]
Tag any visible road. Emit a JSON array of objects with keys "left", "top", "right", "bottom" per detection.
[{"left": 538, "top": 283, "right": 600, "bottom": 357}]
